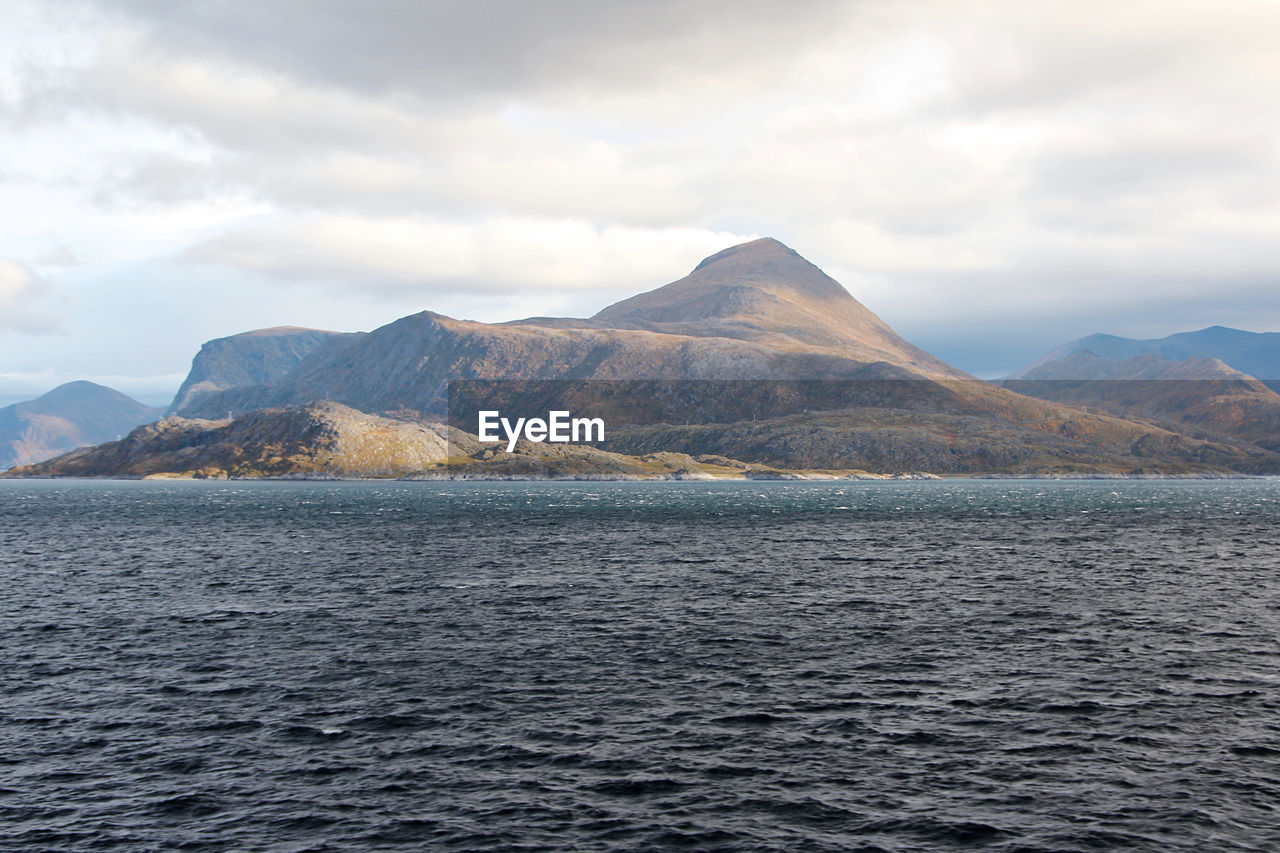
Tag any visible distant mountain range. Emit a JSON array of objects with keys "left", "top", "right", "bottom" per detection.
[
  {"left": 7, "top": 239, "right": 1280, "bottom": 478},
  {"left": 1012, "top": 326, "right": 1280, "bottom": 386},
  {"left": 0, "top": 382, "right": 162, "bottom": 470},
  {"left": 1006, "top": 330, "right": 1280, "bottom": 453}
]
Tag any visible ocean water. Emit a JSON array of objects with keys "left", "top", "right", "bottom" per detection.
[{"left": 2, "top": 478, "right": 1280, "bottom": 852}]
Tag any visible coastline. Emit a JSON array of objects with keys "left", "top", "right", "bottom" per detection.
[{"left": 1, "top": 471, "right": 1264, "bottom": 483}]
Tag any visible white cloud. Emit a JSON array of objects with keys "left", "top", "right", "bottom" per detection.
[
  {"left": 190, "top": 217, "right": 754, "bottom": 299},
  {"left": 4, "top": 0, "right": 1280, "bottom": 384},
  {"left": 0, "top": 258, "right": 58, "bottom": 332}
]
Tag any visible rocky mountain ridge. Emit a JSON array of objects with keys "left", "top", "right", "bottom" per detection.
[{"left": 3, "top": 402, "right": 884, "bottom": 481}]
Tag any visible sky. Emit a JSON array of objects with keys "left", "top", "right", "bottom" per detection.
[{"left": 3, "top": 0, "right": 1280, "bottom": 406}]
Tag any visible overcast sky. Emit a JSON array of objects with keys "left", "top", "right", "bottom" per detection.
[{"left": 3, "top": 0, "right": 1280, "bottom": 405}]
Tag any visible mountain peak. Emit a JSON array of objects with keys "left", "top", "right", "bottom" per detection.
[
  {"left": 595, "top": 237, "right": 856, "bottom": 326},
  {"left": 692, "top": 237, "right": 796, "bottom": 272},
  {"left": 590, "top": 238, "right": 958, "bottom": 376}
]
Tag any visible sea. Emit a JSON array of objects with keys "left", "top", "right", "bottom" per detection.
[{"left": 2, "top": 478, "right": 1279, "bottom": 852}]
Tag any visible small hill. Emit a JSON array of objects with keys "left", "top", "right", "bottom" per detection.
[
  {"left": 0, "top": 381, "right": 163, "bottom": 470},
  {"left": 5, "top": 403, "right": 458, "bottom": 479}
]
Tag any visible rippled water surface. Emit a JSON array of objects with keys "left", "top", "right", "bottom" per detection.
[{"left": 3, "top": 478, "right": 1280, "bottom": 851}]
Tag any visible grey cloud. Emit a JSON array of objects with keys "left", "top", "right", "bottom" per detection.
[
  {"left": 885, "top": 268, "right": 1280, "bottom": 377},
  {"left": 1024, "top": 135, "right": 1271, "bottom": 207},
  {"left": 92, "top": 153, "right": 219, "bottom": 208},
  {"left": 88, "top": 0, "right": 847, "bottom": 99},
  {"left": 921, "top": 1, "right": 1280, "bottom": 119}
]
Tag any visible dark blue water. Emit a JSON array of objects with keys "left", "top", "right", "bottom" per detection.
[{"left": 3, "top": 479, "right": 1280, "bottom": 852}]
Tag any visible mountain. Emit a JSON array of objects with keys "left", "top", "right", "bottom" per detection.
[
  {"left": 1016, "top": 350, "right": 1246, "bottom": 382},
  {"left": 170, "top": 326, "right": 359, "bottom": 414},
  {"left": 14, "top": 238, "right": 1280, "bottom": 477},
  {"left": 0, "top": 381, "right": 163, "bottom": 470},
  {"left": 1005, "top": 350, "right": 1280, "bottom": 452},
  {"left": 173, "top": 238, "right": 964, "bottom": 420},
  {"left": 1013, "top": 326, "right": 1280, "bottom": 386},
  {"left": 589, "top": 238, "right": 953, "bottom": 372},
  {"left": 599, "top": 401, "right": 1278, "bottom": 475}
]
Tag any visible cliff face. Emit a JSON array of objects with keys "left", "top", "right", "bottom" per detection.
[
  {"left": 170, "top": 326, "right": 360, "bottom": 414},
  {"left": 0, "top": 382, "right": 162, "bottom": 470}
]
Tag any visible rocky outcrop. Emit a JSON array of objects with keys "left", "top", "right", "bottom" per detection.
[{"left": 4, "top": 401, "right": 872, "bottom": 480}]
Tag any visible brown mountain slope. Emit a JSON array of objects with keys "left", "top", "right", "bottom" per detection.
[
  {"left": 587, "top": 237, "right": 957, "bottom": 374},
  {"left": 12, "top": 388, "right": 1279, "bottom": 478}
]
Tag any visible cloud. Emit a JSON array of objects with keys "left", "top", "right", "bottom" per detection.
[
  {"left": 189, "top": 217, "right": 753, "bottom": 300},
  {"left": 90, "top": 0, "right": 849, "bottom": 99},
  {"left": 7, "top": 0, "right": 1280, "bottom": 379},
  {"left": 0, "top": 258, "right": 59, "bottom": 332}
]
